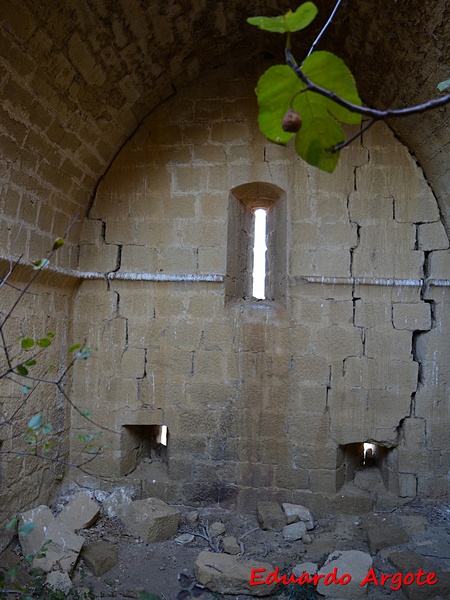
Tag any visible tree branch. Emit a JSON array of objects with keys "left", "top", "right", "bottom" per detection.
[{"left": 286, "top": 48, "right": 450, "bottom": 119}]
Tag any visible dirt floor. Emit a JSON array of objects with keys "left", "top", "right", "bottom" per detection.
[{"left": 66, "top": 497, "right": 450, "bottom": 600}]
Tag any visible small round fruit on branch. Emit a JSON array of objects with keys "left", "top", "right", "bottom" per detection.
[{"left": 281, "top": 108, "right": 302, "bottom": 132}]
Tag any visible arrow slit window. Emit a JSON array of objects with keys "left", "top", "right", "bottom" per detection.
[{"left": 226, "top": 182, "right": 286, "bottom": 304}]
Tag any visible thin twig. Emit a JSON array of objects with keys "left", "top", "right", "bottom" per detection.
[
  {"left": 307, "top": 0, "right": 343, "bottom": 56},
  {"left": 332, "top": 118, "right": 375, "bottom": 152}
]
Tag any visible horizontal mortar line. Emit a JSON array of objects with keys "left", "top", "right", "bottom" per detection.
[
  {"left": 291, "top": 275, "right": 450, "bottom": 287},
  {"left": 47, "top": 266, "right": 225, "bottom": 283}
]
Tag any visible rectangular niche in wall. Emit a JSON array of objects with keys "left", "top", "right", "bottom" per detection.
[
  {"left": 121, "top": 424, "right": 168, "bottom": 477},
  {"left": 340, "top": 442, "right": 397, "bottom": 494}
]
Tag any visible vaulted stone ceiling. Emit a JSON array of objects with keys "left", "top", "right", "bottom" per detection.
[{"left": 1, "top": 0, "right": 449, "bottom": 242}]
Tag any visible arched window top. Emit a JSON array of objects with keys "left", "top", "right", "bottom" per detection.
[{"left": 231, "top": 182, "right": 285, "bottom": 211}]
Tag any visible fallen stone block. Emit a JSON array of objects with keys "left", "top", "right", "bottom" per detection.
[
  {"left": 209, "top": 522, "right": 226, "bottom": 537},
  {"left": 282, "top": 503, "right": 314, "bottom": 529},
  {"left": 58, "top": 491, "right": 100, "bottom": 531},
  {"left": 316, "top": 550, "right": 373, "bottom": 599},
  {"left": 81, "top": 541, "right": 118, "bottom": 576},
  {"left": 282, "top": 521, "right": 307, "bottom": 541},
  {"left": 19, "top": 505, "right": 84, "bottom": 574},
  {"left": 387, "top": 551, "right": 423, "bottom": 573},
  {"left": 195, "top": 550, "right": 277, "bottom": 596},
  {"left": 366, "top": 525, "right": 410, "bottom": 553},
  {"left": 122, "top": 498, "right": 180, "bottom": 543},
  {"left": 257, "top": 501, "right": 286, "bottom": 532},
  {"left": 222, "top": 536, "right": 241, "bottom": 555},
  {"left": 293, "top": 561, "right": 318, "bottom": 579}
]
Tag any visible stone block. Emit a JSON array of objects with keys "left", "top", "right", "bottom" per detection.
[
  {"left": 352, "top": 249, "right": 424, "bottom": 279},
  {"left": 274, "top": 465, "right": 309, "bottom": 490},
  {"left": 418, "top": 221, "right": 449, "bottom": 251},
  {"left": 81, "top": 541, "right": 118, "bottom": 576},
  {"left": 365, "top": 327, "right": 412, "bottom": 361},
  {"left": 257, "top": 501, "right": 286, "bottom": 532},
  {"left": 366, "top": 525, "right": 410, "bottom": 552},
  {"left": 194, "top": 551, "right": 277, "bottom": 595},
  {"left": 392, "top": 302, "right": 431, "bottom": 331},
  {"left": 315, "top": 325, "right": 363, "bottom": 360},
  {"left": 19, "top": 505, "right": 84, "bottom": 574},
  {"left": 120, "top": 347, "right": 146, "bottom": 378},
  {"left": 58, "top": 491, "right": 100, "bottom": 531},
  {"left": 428, "top": 249, "right": 450, "bottom": 279},
  {"left": 282, "top": 503, "right": 314, "bottom": 529},
  {"left": 122, "top": 497, "right": 181, "bottom": 543},
  {"left": 316, "top": 550, "right": 373, "bottom": 599},
  {"left": 348, "top": 191, "right": 393, "bottom": 223},
  {"left": 78, "top": 243, "right": 119, "bottom": 272},
  {"left": 397, "top": 473, "right": 417, "bottom": 498},
  {"left": 282, "top": 521, "right": 307, "bottom": 541}
]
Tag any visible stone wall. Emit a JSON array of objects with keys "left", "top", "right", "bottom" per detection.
[
  {"left": 0, "top": 264, "right": 76, "bottom": 550},
  {"left": 71, "top": 61, "right": 449, "bottom": 511}
]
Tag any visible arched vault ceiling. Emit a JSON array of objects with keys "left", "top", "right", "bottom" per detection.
[{"left": 1, "top": 0, "right": 449, "bottom": 234}]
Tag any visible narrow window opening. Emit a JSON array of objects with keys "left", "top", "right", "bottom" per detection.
[
  {"left": 363, "top": 442, "right": 377, "bottom": 467},
  {"left": 252, "top": 208, "right": 267, "bottom": 299}
]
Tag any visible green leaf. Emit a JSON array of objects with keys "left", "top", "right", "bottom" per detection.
[
  {"left": 37, "top": 337, "right": 51, "bottom": 348},
  {"left": 28, "top": 414, "right": 43, "bottom": 430},
  {"left": 18, "top": 522, "right": 36, "bottom": 536},
  {"left": 69, "top": 343, "right": 82, "bottom": 353},
  {"left": 24, "top": 359, "right": 37, "bottom": 367},
  {"left": 294, "top": 108, "right": 344, "bottom": 172},
  {"left": 75, "top": 348, "right": 92, "bottom": 360},
  {"left": 5, "top": 517, "right": 18, "bottom": 531},
  {"left": 247, "top": 2, "right": 317, "bottom": 34},
  {"left": 437, "top": 78, "right": 450, "bottom": 92},
  {"left": 41, "top": 423, "right": 53, "bottom": 434},
  {"left": 301, "top": 51, "right": 362, "bottom": 125},
  {"left": 46, "top": 332, "right": 55, "bottom": 339},
  {"left": 52, "top": 237, "right": 65, "bottom": 251},
  {"left": 21, "top": 338, "right": 35, "bottom": 350},
  {"left": 22, "top": 385, "right": 31, "bottom": 394},
  {"left": 16, "top": 365, "right": 29, "bottom": 376},
  {"left": 284, "top": 3, "right": 318, "bottom": 32},
  {"left": 247, "top": 15, "right": 288, "bottom": 33},
  {"left": 256, "top": 65, "right": 303, "bottom": 145}
]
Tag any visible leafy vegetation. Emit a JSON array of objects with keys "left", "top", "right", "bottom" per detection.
[{"left": 248, "top": 2, "right": 450, "bottom": 173}]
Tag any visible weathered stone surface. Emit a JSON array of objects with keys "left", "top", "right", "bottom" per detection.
[
  {"left": 316, "top": 550, "right": 373, "bottom": 599},
  {"left": 194, "top": 551, "right": 277, "bottom": 596},
  {"left": 19, "top": 505, "right": 84, "bottom": 574},
  {"left": 366, "top": 526, "right": 410, "bottom": 553},
  {"left": 185, "top": 510, "right": 199, "bottom": 525},
  {"left": 81, "top": 541, "right": 118, "bottom": 576},
  {"left": 387, "top": 551, "right": 423, "bottom": 573},
  {"left": 58, "top": 491, "right": 100, "bottom": 531},
  {"left": 122, "top": 498, "right": 180, "bottom": 543},
  {"left": 222, "top": 536, "right": 241, "bottom": 555},
  {"left": 292, "top": 562, "right": 318, "bottom": 579},
  {"left": 102, "top": 487, "right": 134, "bottom": 519},
  {"left": 282, "top": 521, "right": 307, "bottom": 541},
  {"left": 209, "top": 522, "right": 226, "bottom": 537},
  {"left": 46, "top": 571, "right": 72, "bottom": 593},
  {"left": 282, "top": 503, "right": 314, "bottom": 529},
  {"left": 257, "top": 501, "right": 286, "bottom": 532}
]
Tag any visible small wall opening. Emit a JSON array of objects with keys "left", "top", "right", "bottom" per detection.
[
  {"left": 121, "top": 424, "right": 168, "bottom": 476},
  {"left": 340, "top": 442, "right": 395, "bottom": 492}
]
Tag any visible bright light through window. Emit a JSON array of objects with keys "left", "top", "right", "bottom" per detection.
[{"left": 252, "top": 208, "right": 267, "bottom": 299}]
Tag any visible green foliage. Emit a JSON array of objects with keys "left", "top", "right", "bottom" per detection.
[
  {"left": 247, "top": 3, "right": 318, "bottom": 34},
  {"left": 248, "top": 2, "right": 363, "bottom": 172}
]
